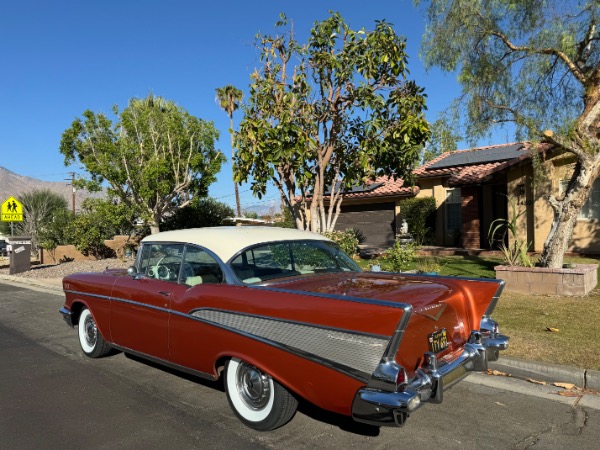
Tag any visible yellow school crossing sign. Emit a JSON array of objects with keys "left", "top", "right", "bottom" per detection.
[{"left": 1, "top": 196, "right": 23, "bottom": 222}]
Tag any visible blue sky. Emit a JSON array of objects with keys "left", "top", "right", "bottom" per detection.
[{"left": 0, "top": 0, "right": 505, "bottom": 210}]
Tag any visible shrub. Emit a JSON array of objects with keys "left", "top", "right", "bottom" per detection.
[
  {"left": 322, "top": 229, "right": 359, "bottom": 257},
  {"left": 416, "top": 257, "right": 443, "bottom": 274},
  {"left": 161, "top": 198, "right": 234, "bottom": 230},
  {"left": 382, "top": 241, "right": 417, "bottom": 272},
  {"left": 38, "top": 208, "right": 74, "bottom": 260},
  {"left": 272, "top": 208, "right": 296, "bottom": 228},
  {"left": 67, "top": 198, "right": 138, "bottom": 258},
  {"left": 398, "top": 197, "right": 436, "bottom": 245}
]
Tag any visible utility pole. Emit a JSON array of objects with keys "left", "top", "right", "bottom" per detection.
[{"left": 65, "top": 172, "right": 76, "bottom": 215}]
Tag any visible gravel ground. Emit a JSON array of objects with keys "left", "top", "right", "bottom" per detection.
[{"left": 0, "top": 257, "right": 135, "bottom": 279}]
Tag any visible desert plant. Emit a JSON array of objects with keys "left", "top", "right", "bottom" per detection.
[
  {"left": 488, "top": 197, "right": 535, "bottom": 267},
  {"left": 382, "top": 241, "right": 417, "bottom": 272},
  {"left": 351, "top": 227, "right": 367, "bottom": 245}
]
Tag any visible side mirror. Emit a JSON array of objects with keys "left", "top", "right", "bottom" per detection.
[{"left": 127, "top": 266, "right": 139, "bottom": 277}]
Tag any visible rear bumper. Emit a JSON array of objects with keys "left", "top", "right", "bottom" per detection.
[
  {"left": 59, "top": 306, "right": 75, "bottom": 328},
  {"left": 352, "top": 330, "right": 509, "bottom": 427}
]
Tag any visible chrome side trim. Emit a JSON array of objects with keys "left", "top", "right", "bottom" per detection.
[
  {"left": 484, "top": 280, "right": 505, "bottom": 316},
  {"left": 64, "top": 290, "right": 112, "bottom": 302},
  {"left": 187, "top": 307, "right": 390, "bottom": 341},
  {"left": 65, "top": 289, "right": 171, "bottom": 315},
  {"left": 382, "top": 304, "right": 413, "bottom": 360},
  {"left": 110, "top": 344, "right": 217, "bottom": 382},
  {"left": 249, "top": 285, "right": 412, "bottom": 310}
]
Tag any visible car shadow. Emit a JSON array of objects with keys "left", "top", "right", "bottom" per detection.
[
  {"left": 296, "top": 398, "right": 381, "bottom": 436},
  {"left": 123, "top": 352, "right": 225, "bottom": 391},
  {"left": 123, "top": 352, "right": 381, "bottom": 436}
]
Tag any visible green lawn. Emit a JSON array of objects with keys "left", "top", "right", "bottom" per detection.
[{"left": 356, "top": 254, "right": 600, "bottom": 370}]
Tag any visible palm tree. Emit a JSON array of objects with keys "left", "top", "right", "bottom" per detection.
[
  {"left": 15, "top": 189, "right": 69, "bottom": 256},
  {"left": 215, "top": 85, "right": 244, "bottom": 217}
]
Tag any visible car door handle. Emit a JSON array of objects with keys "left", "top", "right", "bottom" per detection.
[{"left": 158, "top": 291, "right": 171, "bottom": 296}]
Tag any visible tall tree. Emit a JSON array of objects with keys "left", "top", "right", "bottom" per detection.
[
  {"left": 234, "top": 12, "right": 430, "bottom": 232},
  {"left": 416, "top": 0, "right": 600, "bottom": 268},
  {"left": 215, "top": 85, "right": 244, "bottom": 217},
  {"left": 421, "top": 118, "right": 459, "bottom": 163},
  {"left": 60, "top": 94, "right": 224, "bottom": 234}
]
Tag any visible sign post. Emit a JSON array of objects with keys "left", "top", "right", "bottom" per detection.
[
  {"left": 1, "top": 197, "right": 30, "bottom": 274},
  {"left": 2, "top": 196, "right": 24, "bottom": 236}
]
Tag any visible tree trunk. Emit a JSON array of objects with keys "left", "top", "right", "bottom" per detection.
[
  {"left": 539, "top": 210, "right": 578, "bottom": 268},
  {"left": 310, "top": 170, "right": 322, "bottom": 232},
  {"left": 150, "top": 213, "right": 161, "bottom": 234},
  {"left": 230, "top": 115, "right": 242, "bottom": 217},
  {"left": 539, "top": 158, "right": 596, "bottom": 268}
]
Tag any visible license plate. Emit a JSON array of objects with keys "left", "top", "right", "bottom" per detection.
[{"left": 428, "top": 328, "right": 448, "bottom": 353}]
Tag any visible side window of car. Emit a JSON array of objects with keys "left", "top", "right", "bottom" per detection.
[
  {"left": 181, "top": 245, "right": 224, "bottom": 286},
  {"left": 140, "top": 243, "right": 185, "bottom": 282},
  {"left": 137, "top": 244, "right": 152, "bottom": 274}
]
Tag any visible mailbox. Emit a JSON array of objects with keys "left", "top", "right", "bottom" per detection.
[{"left": 8, "top": 236, "right": 32, "bottom": 275}]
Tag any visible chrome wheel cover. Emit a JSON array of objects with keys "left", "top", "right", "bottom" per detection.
[
  {"left": 236, "top": 362, "right": 271, "bottom": 410},
  {"left": 84, "top": 314, "right": 97, "bottom": 348}
]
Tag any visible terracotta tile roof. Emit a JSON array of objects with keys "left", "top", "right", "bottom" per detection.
[
  {"left": 340, "top": 176, "right": 418, "bottom": 199},
  {"left": 413, "top": 142, "right": 549, "bottom": 185},
  {"left": 306, "top": 176, "right": 418, "bottom": 202}
]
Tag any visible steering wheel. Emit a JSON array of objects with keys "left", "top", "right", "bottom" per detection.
[{"left": 150, "top": 255, "right": 194, "bottom": 281}]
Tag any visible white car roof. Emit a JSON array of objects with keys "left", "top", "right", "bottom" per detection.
[{"left": 141, "top": 226, "right": 331, "bottom": 262}]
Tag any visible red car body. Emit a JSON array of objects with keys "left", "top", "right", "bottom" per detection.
[{"left": 60, "top": 227, "right": 508, "bottom": 430}]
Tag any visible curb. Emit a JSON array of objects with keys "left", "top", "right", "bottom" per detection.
[
  {"left": 1, "top": 272, "right": 599, "bottom": 392},
  {"left": 489, "top": 357, "right": 600, "bottom": 391},
  {"left": 0, "top": 273, "right": 63, "bottom": 292}
]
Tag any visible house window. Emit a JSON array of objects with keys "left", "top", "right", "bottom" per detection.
[
  {"left": 560, "top": 178, "right": 600, "bottom": 219},
  {"left": 445, "top": 188, "right": 461, "bottom": 232}
]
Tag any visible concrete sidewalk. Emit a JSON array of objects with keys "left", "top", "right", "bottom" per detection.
[{"left": 1, "top": 272, "right": 599, "bottom": 393}]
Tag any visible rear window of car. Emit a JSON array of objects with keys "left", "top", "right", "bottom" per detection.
[{"left": 230, "top": 240, "right": 360, "bottom": 284}]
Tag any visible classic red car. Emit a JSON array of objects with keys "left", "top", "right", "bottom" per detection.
[{"left": 60, "top": 227, "right": 508, "bottom": 430}]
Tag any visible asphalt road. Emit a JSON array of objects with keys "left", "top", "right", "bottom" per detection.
[{"left": 1, "top": 281, "right": 600, "bottom": 449}]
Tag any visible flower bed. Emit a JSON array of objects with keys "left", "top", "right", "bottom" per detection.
[{"left": 495, "top": 264, "right": 598, "bottom": 296}]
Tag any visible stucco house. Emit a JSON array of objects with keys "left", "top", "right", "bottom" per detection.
[
  {"left": 414, "top": 142, "right": 600, "bottom": 253},
  {"left": 331, "top": 142, "right": 600, "bottom": 254}
]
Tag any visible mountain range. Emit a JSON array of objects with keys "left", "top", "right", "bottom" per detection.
[
  {"left": 0, "top": 166, "right": 101, "bottom": 211},
  {"left": 0, "top": 166, "right": 279, "bottom": 216}
]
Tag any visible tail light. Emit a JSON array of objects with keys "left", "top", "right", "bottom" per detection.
[{"left": 396, "top": 367, "right": 408, "bottom": 391}]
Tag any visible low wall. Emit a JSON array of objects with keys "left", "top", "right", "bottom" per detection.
[
  {"left": 495, "top": 264, "right": 598, "bottom": 296},
  {"left": 42, "top": 235, "right": 131, "bottom": 264}
]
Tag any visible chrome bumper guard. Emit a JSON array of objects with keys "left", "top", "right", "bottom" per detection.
[
  {"left": 59, "top": 306, "right": 75, "bottom": 328},
  {"left": 352, "top": 329, "right": 509, "bottom": 427}
]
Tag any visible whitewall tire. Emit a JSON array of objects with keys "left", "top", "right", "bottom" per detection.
[
  {"left": 78, "top": 307, "right": 112, "bottom": 358},
  {"left": 225, "top": 357, "right": 298, "bottom": 431}
]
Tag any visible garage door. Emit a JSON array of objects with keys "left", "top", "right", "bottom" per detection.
[{"left": 334, "top": 202, "right": 396, "bottom": 247}]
